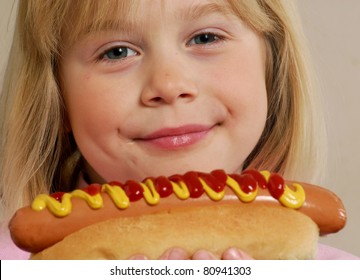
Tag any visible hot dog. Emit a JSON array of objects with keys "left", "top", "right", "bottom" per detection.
[{"left": 9, "top": 169, "right": 347, "bottom": 259}]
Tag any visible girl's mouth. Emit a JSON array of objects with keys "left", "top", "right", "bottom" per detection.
[{"left": 138, "top": 124, "right": 215, "bottom": 150}]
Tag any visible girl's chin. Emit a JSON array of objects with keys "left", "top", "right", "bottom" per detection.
[
  {"left": 87, "top": 155, "right": 244, "bottom": 183},
  {"left": 115, "top": 163, "right": 243, "bottom": 182}
]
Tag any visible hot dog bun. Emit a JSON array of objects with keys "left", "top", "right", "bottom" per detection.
[
  {"left": 31, "top": 204, "right": 319, "bottom": 260},
  {"left": 9, "top": 170, "right": 347, "bottom": 259}
]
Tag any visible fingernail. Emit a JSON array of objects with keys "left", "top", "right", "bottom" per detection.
[
  {"left": 193, "top": 250, "right": 217, "bottom": 260},
  {"left": 224, "top": 248, "right": 250, "bottom": 260},
  {"left": 129, "top": 254, "right": 148, "bottom": 260},
  {"left": 165, "top": 248, "right": 188, "bottom": 260}
]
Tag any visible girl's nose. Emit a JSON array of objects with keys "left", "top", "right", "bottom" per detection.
[{"left": 140, "top": 56, "right": 198, "bottom": 106}]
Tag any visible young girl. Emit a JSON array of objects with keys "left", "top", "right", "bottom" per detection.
[{"left": 0, "top": 0, "right": 357, "bottom": 260}]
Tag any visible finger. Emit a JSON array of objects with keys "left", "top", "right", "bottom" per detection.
[
  {"left": 128, "top": 254, "right": 149, "bottom": 260},
  {"left": 222, "top": 248, "right": 253, "bottom": 260},
  {"left": 158, "top": 247, "right": 190, "bottom": 260},
  {"left": 192, "top": 249, "right": 219, "bottom": 260}
]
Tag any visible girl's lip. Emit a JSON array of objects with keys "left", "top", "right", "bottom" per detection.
[{"left": 138, "top": 124, "right": 214, "bottom": 149}]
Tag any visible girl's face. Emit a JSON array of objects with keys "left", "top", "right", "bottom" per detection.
[{"left": 60, "top": 0, "right": 268, "bottom": 183}]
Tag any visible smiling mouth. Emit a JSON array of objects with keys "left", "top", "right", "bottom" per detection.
[{"left": 137, "top": 124, "right": 215, "bottom": 150}]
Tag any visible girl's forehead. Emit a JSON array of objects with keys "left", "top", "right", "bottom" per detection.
[
  {"left": 60, "top": 0, "right": 273, "bottom": 50},
  {"left": 65, "top": 0, "right": 231, "bottom": 34},
  {"left": 62, "top": 0, "right": 247, "bottom": 45}
]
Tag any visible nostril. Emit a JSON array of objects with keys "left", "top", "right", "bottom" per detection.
[
  {"left": 179, "top": 93, "right": 193, "bottom": 99},
  {"left": 151, "top": 97, "right": 162, "bottom": 102},
  {"left": 149, "top": 94, "right": 192, "bottom": 104}
]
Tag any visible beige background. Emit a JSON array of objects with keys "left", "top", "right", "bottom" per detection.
[{"left": 0, "top": 0, "right": 359, "bottom": 256}]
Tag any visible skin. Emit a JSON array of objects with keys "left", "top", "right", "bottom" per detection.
[
  {"left": 131, "top": 247, "right": 253, "bottom": 260},
  {"left": 60, "top": 0, "right": 267, "bottom": 259}
]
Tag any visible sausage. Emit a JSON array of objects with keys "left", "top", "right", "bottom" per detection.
[{"left": 8, "top": 169, "right": 347, "bottom": 254}]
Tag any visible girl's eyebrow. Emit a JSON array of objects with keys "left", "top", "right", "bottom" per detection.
[
  {"left": 176, "top": 2, "right": 233, "bottom": 21},
  {"left": 79, "top": 20, "right": 139, "bottom": 40}
]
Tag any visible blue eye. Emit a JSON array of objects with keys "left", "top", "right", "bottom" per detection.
[
  {"left": 101, "top": 46, "right": 137, "bottom": 60},
  {"left": 190, "top": 33, "right": 221, "bottom": 45}
]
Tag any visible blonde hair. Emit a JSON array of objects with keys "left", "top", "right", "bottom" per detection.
[{"left": 0, "top": 0, "right": 326, "bottom": 223}]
